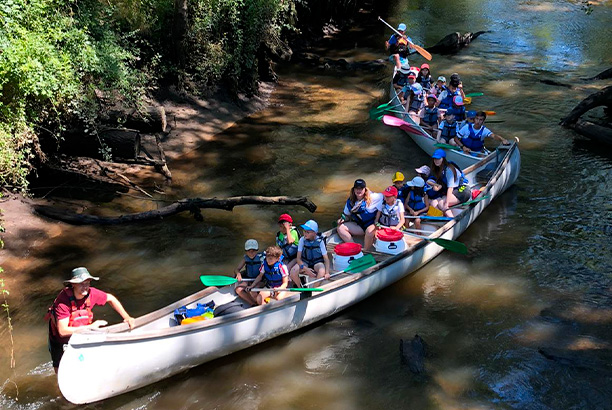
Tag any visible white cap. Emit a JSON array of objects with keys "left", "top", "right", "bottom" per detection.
[
  {"left": 406, "top": 176, "right": 425, "bottom": 188},
  {"left": 245, "top": 239, "right": 259, "bottom": 251}
]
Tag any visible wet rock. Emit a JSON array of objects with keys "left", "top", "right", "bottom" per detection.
[{"left": 400, "top": 334, "right": 427, "bottom": 374}]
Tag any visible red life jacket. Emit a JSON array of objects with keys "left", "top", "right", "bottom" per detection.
[{"left": 46, "top": 288, "right": 93, "bottom": 338}]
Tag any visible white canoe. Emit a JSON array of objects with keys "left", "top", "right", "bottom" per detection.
[
  {"left": 386, "top": 80, "right": 491, "bottom": 169},
  {"left": 58, "top": 143, "right": 520, "bottom": 404}
]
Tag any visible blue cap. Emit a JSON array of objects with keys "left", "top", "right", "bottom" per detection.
[
  {"left": 466, "top": 110, "right": 477, "bottom": 118},
  {"left": 432, "top": 149, "right": 446, "bottom": 159},
  {"left": 300, "top": 220, "right": 318, "bottom": 232},
  {"left": 398, "top": 23, "right": 407, "bottom": 31}
]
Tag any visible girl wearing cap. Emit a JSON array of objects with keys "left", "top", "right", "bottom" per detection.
[
  {"left": 404, "top": 176, "right": 430, "bottom": 230},
  {"left": 337, "top": 179, "right": 383, "bottom": 251},
  {"left": 290, "top": 220, "right": 330, "bottom": 287},
  {"left": 275, "top": 213, "right": 300, "bottom": 271},
  {"left": 429, "top": 149, "right": 470, "bottom": 216},
  {"left": 416, "top": 63, "right": 433, "bottom": 92},
  {"left": 393, "top": 63, "right": 412, "bottom": 93},
  {"left": 375, "top": 186, "right": 406, "bottom": 230},
  {"left": 233, "top": 239, "right": 264, "bottom": 306}
]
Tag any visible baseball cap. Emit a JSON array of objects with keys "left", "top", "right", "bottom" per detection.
[
  {"left": 64, "top": 267, "right": 100, "bottom": 285},
  {"left": 415, "top": 165, "right": 431, "bottom": 175},
  {"left": 432, "top": 148, "right": 446, "bottom": 159},
  {"left": 420, "top": 63, "right": 430, "bottom": 70},
  {"left": 407, "top": 74, "right": 417, "bottom": 80},
  {"left": 453, "top": 95, "right": 464, "bottom": 106},
  {"left": 406, "top": 176, "right": 425, "bottom": 188},
  {"left": 437, "top": 76, "right": 446, "bottom": 83},
  {"left": 245, "top": 239, "right": 259, "bottom": 251},
  {"left": 278, "top": 213, "right": 293, "bottom": 223},
  {"left": 398, "top": 23, "right": 407, "bottom": 31},
  {"left": 411, "top": 83, "right": 423, "bottom": 95},
  {"left": 466, "top": 110, "right": 477, "bottom": 118},
  {"left": 444, "top": 109, "right": 455, "bottom": 117},
  {"left": 392, "top": 171, "right": 405, "bottom": 182},
  {"left": 426, "top": 94, "right": 437, "bottom": 101},
  {"left": 383, "top": 186, "right": 399, "bottom": 197},
  {"left": 353, "top": 179, "right": 366, "bottom": 188},
  {"left": 300, "top": 220, "right": 319, "bottom": 232}
]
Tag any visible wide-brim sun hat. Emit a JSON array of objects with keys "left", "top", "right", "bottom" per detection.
[
  {"left": 432, "top": 148, "right": 446, "bottom": 159},
  {"left": 399, "top": 66, "right": 411, "bottom": 74},
  {"left": 64, "top": 267, "right": 99, "bottom": 285}
]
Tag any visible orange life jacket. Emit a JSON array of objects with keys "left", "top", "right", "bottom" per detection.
[{"left": 46, "top": 288, "right": 93, "bottom": 338}]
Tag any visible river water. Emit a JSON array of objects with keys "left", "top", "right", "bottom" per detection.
[{"left": 2, "top": 0, "right": 612, "bottom": 408}]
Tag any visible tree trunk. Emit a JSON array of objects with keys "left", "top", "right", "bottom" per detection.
[
  {"left": 560, "top": 86, "right": 612, "bottom": 126},
  {"left": 566, "top": 120, "right": 612, "bottom": 146},
  {"left": 172, "top": 0, "right": 188, "bottom": 68},
  {"left": 34, "top": 196, "right": 317, "bottom": 225},
  {"left": 102, "top": 106, "right": 169, "bottom": 134}
]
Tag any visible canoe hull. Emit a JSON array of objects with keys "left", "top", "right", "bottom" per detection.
[{"left": 58, "top": 145, "right": 520, "bottom": 404}]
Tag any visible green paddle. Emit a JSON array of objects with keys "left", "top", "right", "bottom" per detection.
[
  {"left": 465, "top": 92, "right": 484, "bottom": 97},
  {"left": 450, "top": 195, "right": 490, "bottom": 208},
  {"left": 433, "top": 143, "right": 488, "bottom": 157},
  {"left": 200, "top": 275, "right": 244, "bottom": 287},
  {"left": 402, "top": 231, "right": 468, "bottom": 254},
  {"left": 369, "top": 102, "right": 403, "bottom": 119},
  {"left": 308, "top": 254, "right": 377, "bottom": 286}
]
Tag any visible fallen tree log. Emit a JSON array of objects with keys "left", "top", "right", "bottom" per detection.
[
  {"left": 34, "top": 196, "right": 317, "bottom": 225},
  {"left": 564, "top": 119, "right": 612, "bottom": 146},
  {"left": 100, "top": 128, "right": 140, "bottom": 160},
  {"left": 560, "top": 85, "right": 612, "bottom": 126},
  {"left": 426, "top": 31, "right": 489, "bottom": 54},
  {"left": 581, "top": 67, "right": 612, "bottom": 81}
]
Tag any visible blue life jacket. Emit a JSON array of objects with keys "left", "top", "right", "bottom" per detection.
[
  {"left": 263, "top": 261, "right": 285, "bottom": 288},
  {"left": 346, "top": 198, "right": 377, "bottom": 229},
  {"left": 423, "top": 107, "right": 439, "bottom": 126},
  {"left": 425, "top": 175, "right": 443, "bottom": 199},
  {"left": 461, "top": 124, "right": 486, "bottom": 152},
  {"left": 407, "top": 190, "right": 426, "bottom": 211},
  {"left": 442, "top": 161, "right": 469, "bottom": 189},
  {"left": 243, "top": 253, "right": 264, "bottom": 279},
  {"left": 451, "top": 105, "right": 466, "bottom": 121},
  {"left": 439, "top": 121, "right": 458, "bottom": 142},
  {"left": 276, "top": 228, "right": 299, "bottom": 260},
  {"left": 302, "top": 235, "right": 325, "bottom": 266},
  {"left": 408, "top": 92, "right": 424, "bottom": 112},
  {"left": 418, "top": 75, "right": 432, "bottom": 91},
  {"left": 379, "top": 200, "right": 402, "bottom": 227},
  {"left": 394, "top": 72, "right": 409, "bottom": 88},
  {"left": 397, "top": 185, "right": 409, "bottom": 203},
  {"left": 438, "top": 89, "right": 459, "bottom": 110}
]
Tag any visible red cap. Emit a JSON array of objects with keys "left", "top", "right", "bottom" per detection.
[
  {"left": 407, "top": 74, "right": 416, "bottom": 79},
  {"left": 278, "top": 213, "right": 293, "bottom": 223},
  {"left": 384, "top": 186, "right": 399, "bottom": 197},
  {"left": 421, "top": 63, "right": 430, "bottom": 70}
]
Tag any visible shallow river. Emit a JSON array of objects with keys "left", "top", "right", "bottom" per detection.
[{"left": 2, "top": 0, "right": 612, "bottom": 408}]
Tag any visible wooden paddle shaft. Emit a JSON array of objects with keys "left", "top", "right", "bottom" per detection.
[{"left": 378, "top": 17, "right": 432, "bottom": 61}]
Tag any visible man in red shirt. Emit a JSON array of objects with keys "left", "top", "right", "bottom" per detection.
[{"left": 47, "top": 267, "right": 135, "bottom": 373}]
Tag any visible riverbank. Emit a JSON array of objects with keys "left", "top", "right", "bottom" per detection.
[{"left": 0, "top": 81, "right": 275, "bottom": 300}]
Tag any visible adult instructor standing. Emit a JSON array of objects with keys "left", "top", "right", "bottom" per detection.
[{"left": 46, "top": 267, "right": 135, "bottom": 373}]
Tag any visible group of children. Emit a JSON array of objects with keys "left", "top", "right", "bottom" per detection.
[{"left": 233, "top": 214, "right": 331, "bottom": 306}]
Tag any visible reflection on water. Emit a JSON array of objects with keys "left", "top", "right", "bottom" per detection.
[{"left": 2, "top": 0, "right": 612, "bottom": 408}]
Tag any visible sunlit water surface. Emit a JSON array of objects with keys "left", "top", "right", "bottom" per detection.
[{"left": 2, "top": 0, "right": 612, "bottom": 408}]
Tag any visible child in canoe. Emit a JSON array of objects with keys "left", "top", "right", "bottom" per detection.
[
  {"left": 375, "top": 186, "right": 406, "bottom": 231},
  {"left": 403, "top": 176, "right": 430, "bottom": 230},
  {"left": 420, "top": 94, "right": 440, "bottom": 135},
  {"left": 247, "top": 246, "right": 291, "bottom": 304},
  {"left": 290, "top": 220, "right": 331, "bottom": 287},
  {"left": 436, "top": 110, "right": 459, "bottom": 145},
  {"left": 233, "top": 239, "right": 264, "bottom": 306}
]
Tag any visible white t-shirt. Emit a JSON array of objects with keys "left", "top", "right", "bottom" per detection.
[
  {"left": 458, "top": 124, "right": 493, "bottom": 141},
  {"left": 377, "top": 199, "right": 406, "bottom": 215},
  {"left": 444, "top": 166, "right": 463, "bottom": 188},
  {"left": 297, "top": 236, "right": 327, "bottom": 255},
  {"left": 343, "top": 192, "right": 383, "bottom": 216}
]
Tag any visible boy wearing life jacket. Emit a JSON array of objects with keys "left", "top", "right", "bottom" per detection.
[
  {"left": 275, "top": 213, "right": 300, "bottom": 272},
  {"left": 403, "top": 176, "right": 430, "bottom": 230},
  {"left": 420, "top": 94, "right": 440, "bottom": 135},
  {"left": 455, "top": 111, "right": 509, "bottom": 154},
  {"left": 46, "top": 267, "right": 135, "bottom": 373},
  {"left": 233, "top": 239, "right": 264, "bottom": 306},
  {"left": 290, "top": 220, "right": 330, "bottom": 287},
  {"left": 392, "top": 171, "right": 409, "bottom": 204},
  {"left": 436, "top": 110, "right": 459, "bottom": 145},
  {"left": 247, "top": 246, "right": 291, "bottom": 304},
  {"left": 375, "top": 186, "right": 406, "bottom": 231},
  {"left": 433, "top": 76, "right": 447, "bottom": 96}
]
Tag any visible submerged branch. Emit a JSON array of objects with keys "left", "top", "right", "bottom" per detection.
[{"left": 34, "top": 196, "right": 317, "bottom": 225}]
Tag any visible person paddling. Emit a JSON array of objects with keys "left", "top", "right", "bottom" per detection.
[
  {"left": 46, "top": 267, "right": 135, "bottom": 373},
  {"left": 455, "top": 111, "right": 509, "bottom": 154}
]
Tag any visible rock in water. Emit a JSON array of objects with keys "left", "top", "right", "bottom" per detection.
[{"left": 400, "top": 334, "right": 427, "bottom": 374}]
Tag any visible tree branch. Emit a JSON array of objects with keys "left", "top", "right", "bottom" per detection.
[{"left": 33, "top": 196, "right": 317, "bottom": 225}]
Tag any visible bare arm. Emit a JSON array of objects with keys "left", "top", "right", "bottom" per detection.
[
  {"left": 491, "top": 132, "right": 509, "bottom": 145},
  {"left": 106, "top": 293, "right": 135, "bottom": 329},
  {"left": 323, "top": 253, "right": 331, "bottom": 278},
  {"left": 234, "top": 259, "right": 246, "bottom": 279},
  {"left": 56, "top": 317, "right": 109, "bottom": 338}
]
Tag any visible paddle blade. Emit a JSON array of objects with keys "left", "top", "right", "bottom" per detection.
[
  {"left": 382, "top": 114, "right": 407, "bottom": 128},
  {"left": 483, "top": 111, "right": 496, "bottom": 116},
  {"left": 344, "top": 254, "right": 377, "bottom": 273},
  {"left": 465, "top": 92, "right": 484, "bottom": 97},
  {"left": 409, "top": 43, "right": 432, "bottom": 61},
  {"left": 464, "top": 97, "right": 472, "bottom": 105},
  {"left": 200, "top": 275, "right": 238, "bottom": 287},
  {"left": 431, "top": 238, "right": 468, "bottom": 255}
]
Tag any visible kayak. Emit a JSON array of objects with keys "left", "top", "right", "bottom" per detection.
[{"left": 58, "top": 142, "right": 520, "bottom": 404}]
